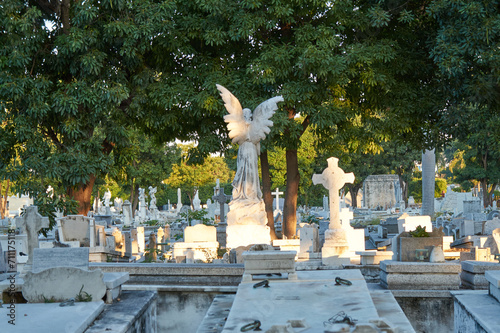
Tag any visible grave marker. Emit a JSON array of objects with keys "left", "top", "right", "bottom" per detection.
[
  {"left": 312, "top": 157, "right": 354, "bottom": 230},
  {"left": 213, "top": 187, "right": 230, "bottom": 248},
  {"left": 32, "top": 247, "right": 89, "bottom": 273},
  {"left": 312, "top": 157, "right": 354, "bottom": 266},
  {"left": 272, "top": 187, "right": 284, "bottom": 213},
  {"left": 15, "top": 206, "right": 49, "bottom": 275}
]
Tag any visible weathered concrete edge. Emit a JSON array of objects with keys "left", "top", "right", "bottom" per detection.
[
  {"left": 380, "top": 260, "right": 461, "bottom": 273},
  {"left": 367, "top": 284, "right": 416, "bottom": 333},
  {"left": 390, "top": 289, "right": 453, "bottom": 298},
  {"left": 90, "top": 263, "right": 245, "bottom": 276},
  {"left": 122, "top": 284, "right": 239, "bottom": 293},
  {"left": 451, "top": 290, "right": 500, "bottom": 333},
  {"left": 86, "top": 290, "right": 157, "bottom": 333},
  {"left": 461, "top": 260, "right": 500, "bottom": 274}
]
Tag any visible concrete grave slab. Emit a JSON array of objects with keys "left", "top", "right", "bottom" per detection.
[
  {"left": 0, "top": 301, "right": 104, "bottom": 333},
  {"left": 452, "top": 290, "right": 500, "bottom": 333},
  {"left": 461, "top": 260, "right": 500, "bottom": 274},
  {"left": 380, "top": 260, "right": 461, "bottom": 290},
  {"left": 0, "top": 242, "right": 5, "bottom": 273},
  {"left": 367, "top": 283, "right": 415, "bottom": 332},
  {"left": 102, "top": 271, "right": 130, "bottom": 303},
  {"left": 459, "top": 261, "right": 500, "bottom": 289},
  {"left": 221, "top": 270, "right": 410, "bottom": 333},
  {"left": 196, "top": 294, "right": 236, "bottom": 333},
  {"left": 356, "top": 250, "right": 394, "bottom": 265},
  {"left": 85, "top": 291, "right": 157, "bottom": 333},
  {"left": 485, "top": 270, "right": 500, "bottom": 289}
]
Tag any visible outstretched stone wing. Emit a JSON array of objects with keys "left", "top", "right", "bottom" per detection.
[
  {"left": 217, "top": 84, "right": 248, "bottom": 144},
  {"left": 248, "top": 96, "right": 284, "bottom": 144}
]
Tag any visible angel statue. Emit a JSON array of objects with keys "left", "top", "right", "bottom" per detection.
[
  {"left": 103, "top": 188, "right": 112, "bottom": 207},
  {"left": 148, "top": 186, "right": 157, "bottom": 208},
  {"left": 217, "top": 84, "right": 284, "bottom": 203}
]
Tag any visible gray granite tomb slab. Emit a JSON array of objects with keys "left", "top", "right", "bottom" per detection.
[
  {"left": 461, "top": 260, "right": 500, "bottom": 274},
  {"left": 32, "top": 247, "right": 89, "bottom": 273}
]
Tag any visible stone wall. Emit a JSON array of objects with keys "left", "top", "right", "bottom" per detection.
[
  {"left": 157, "top": 290, "right": 232, "bottom": 333},
  {"left": 363, "top": 175, "right": 401, "bottom": 209},
  {"left": 393, "top": 291, "right": 454, "bottom": 333},
  {"left": 453, "top": 296, "right": 488, "bottom": 333},
  {"left": 122, "top": 285, "right": 237, "bottom": 333},
  {"left": 90, "top": 263, "right": 244, "bottom": 286}
]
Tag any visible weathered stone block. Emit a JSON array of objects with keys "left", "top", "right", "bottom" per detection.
[
  {"left": 23, "top": 267, "right": 106, "bottom": 303},
  {"left": 241, "top": 250, "right": 296, "bottom": 281}
]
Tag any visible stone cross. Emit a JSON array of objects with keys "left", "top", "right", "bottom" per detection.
[
  {"left": 212, "top": 187, "right": 230, "bottom": 223},
  {"left": 15, "top": 206, "right": 49, "bottom": 275},
  {"left": 272, "top": 187, "right": 284, "bottom": 212},
  {"left": 312, "top": 157, "right": 355, "bottom": 230}
]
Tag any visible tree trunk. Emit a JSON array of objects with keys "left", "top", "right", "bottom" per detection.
[
  {"left": 61, "top": 0, "right": 71, "bottom": 34},
  {"left": 283, "top": 149, "right": 299, "bottom": 238},
  {"left": 260, "top": 150, "right": 278, "bottom": 240},
  {"left": 481, "top": 179, "right": 492, "bottom": 208},
  {"left": 398, "top": 175, "right": 408, "bottom": 206},
  {"left": 489, "top": 183, "right": 497, "bottom": 207},
  {"left": 0, "top": 180, "right": 10, "bottom": 219},
  {"left": 346, "top": 183, "right": 362, "bottom": 208},
  {"left": 67, "top": 174, "right": 96, "bottom": 215},
  {"left": 131, "top": 183, "right": 139, "bottom": 217}
]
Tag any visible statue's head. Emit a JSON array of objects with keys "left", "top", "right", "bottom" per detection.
[{"left": 243, "top": 108, "right": 252, "bottom": 122}]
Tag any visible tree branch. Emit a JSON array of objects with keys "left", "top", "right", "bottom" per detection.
[
  {"left": 300, "top": 115, "right": 311, "bottom": 136},
  {"left": 102, "top": 138, "right": 116, "bottom": 155},
  {"left": 44, "top": 127, "right": 67, "bottom": 151}
]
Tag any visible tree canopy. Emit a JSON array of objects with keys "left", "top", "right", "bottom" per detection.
[
  {"left": 1, "top": 0, "right": 497, "bottom": 225},
  {"left": 428, "top": 0, "right": 500, "bottom": 206}
]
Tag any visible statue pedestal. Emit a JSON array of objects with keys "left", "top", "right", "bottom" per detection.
[
  {"left": 226, "top": 225, "right": 271, "bottom": 249},
  {"left": 321, "top": 228, "right": 350, "bottom": 267},
  {"left": 225, "top": 199, "right": 271, "bottom": 248},
  {"left": 150, "top": 207, "right": 159, "bottom": 220}
]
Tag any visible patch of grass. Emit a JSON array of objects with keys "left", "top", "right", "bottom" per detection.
[
  {"left": 75, "top": 285, "right": 92, "bottom": 302},
  {"left": 43, "top": 296, "right": 56, "bottom": 303}
]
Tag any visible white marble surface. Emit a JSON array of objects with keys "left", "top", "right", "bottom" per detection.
[{"left": 222, "top": 270, "right": 381, "bottom": 332}]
